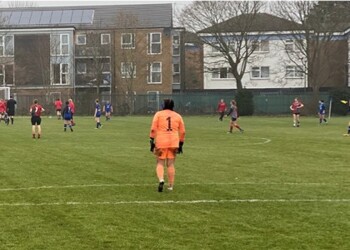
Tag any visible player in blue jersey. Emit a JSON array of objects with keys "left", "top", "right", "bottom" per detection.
[
  {"left": 103, "top": 101, "right": 113, "bottom": 121},
  {"left": 62, "top": 101, "right": 73, "bottom": 132},
  {"left": 94, "top": 99, "right": 102, "bottom": 129},
  {"left": 318, "top": 100, "right": 327, "bottom": 124}
]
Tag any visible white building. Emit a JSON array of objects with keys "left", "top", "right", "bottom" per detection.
[
  {"left": 203, "top": 37, "right": 306, "bottom": 90},
  {"left": 199, "top": 13, "right": 308, "bottom": 91}
]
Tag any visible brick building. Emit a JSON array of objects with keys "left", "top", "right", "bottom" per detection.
[{"left": 0, "top": 4, "right": 184, "bottom": 114}]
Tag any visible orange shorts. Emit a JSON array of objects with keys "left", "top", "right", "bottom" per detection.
[{"left": 154, "top": 147, "right": 177, "bottom": 160}]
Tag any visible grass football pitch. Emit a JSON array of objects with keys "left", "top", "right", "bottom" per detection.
[{"left": 0, "top": 115, "right": 349, "bottom": 249}]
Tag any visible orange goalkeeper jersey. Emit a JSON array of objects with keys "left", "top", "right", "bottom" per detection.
[{"left": 150, "top": 109, "right": 185, "bottom": 149}]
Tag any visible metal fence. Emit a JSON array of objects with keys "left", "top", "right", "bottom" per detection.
[{"left": 11, "top": 91, "right": 332, "bottom": 116}]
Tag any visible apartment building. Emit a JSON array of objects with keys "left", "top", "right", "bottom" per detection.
[
  {"left": 198, "top": 13, "right": 350, "bottom": 91},
  {"left": 0, "top": 4, "right": 182, "bottom": 113}
]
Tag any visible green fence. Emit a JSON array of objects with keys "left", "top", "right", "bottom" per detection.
[{"left": 12, "top": 92, "right": 333, "bottom": 116}]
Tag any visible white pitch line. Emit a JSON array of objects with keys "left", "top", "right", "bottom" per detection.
[
  {"left": 0, "top": 182, "right": 348, "bottom": 192},
  {"left": 252, "top": 137, "right": 271, "bottom": 145},
  {"left": 0, "top": 199, "right": 350, "bottom": 207},
  {"left": 187, "top": 137, "right": 272, "bottom": 148}
]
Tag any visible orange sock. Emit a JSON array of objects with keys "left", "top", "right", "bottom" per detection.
[
  {"left": 156, "top": 164, "right": 164, "bottom": 182},
  {"left": 167, "top": 165, "right": 175, "bottom": 187}
]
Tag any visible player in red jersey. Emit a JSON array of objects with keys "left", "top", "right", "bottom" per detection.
[
  {"left": 29, "top": 99, "right": 45, "bottom": 139},
  {"left": 149, "top": 99, "right": 186, "bottom": 192},
  {"left": 54, "top": 98, "right": 63, "bottom": 120},
  {"left": 217, "top": 99, "right": 227, "bottom": 121},
  {"left": 0, "top": 98, "right": 6, "bottom": 123},
  {"left": 226, "top": 100, "right": 244, "bottom": 133},
  {"left": 290, "top": 97, "right": 304, "bottom": 127},
  {"left": 68, "top": 98, "right": 76, "bottom": 126}
]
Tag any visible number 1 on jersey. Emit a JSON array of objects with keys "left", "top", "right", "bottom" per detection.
[{"left": 166, "top": 117, "right": 172, "bottom": 131}]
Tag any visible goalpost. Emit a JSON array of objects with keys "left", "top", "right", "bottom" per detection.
[
  {"left": 0, "top": 86, "right": 10, "bottom": 100},
  {"left": 328, "top": 97, "right": 333, "bottom": 120}
]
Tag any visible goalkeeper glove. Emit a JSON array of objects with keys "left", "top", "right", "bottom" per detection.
[
  {"left": 150, "top": 138, "right": 155, "bottom": 152},
  {"left": 177, "top": 141, "right": 184, "bottom": 154}
]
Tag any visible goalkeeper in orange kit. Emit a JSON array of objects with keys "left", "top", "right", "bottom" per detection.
[{"left": 149, "top": 99, "right": 186, "bottom": 192}]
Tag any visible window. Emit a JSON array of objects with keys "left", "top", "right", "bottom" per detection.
[
  {"left": 173, "top": 63, "right": 180, "bottom": 83},
  {"left": 100, "top": 62, "right": 111, "bottom": 85},
  {"left": 211, "top": 67, "right": 234, "bottom": 79},
  {"left": 147, "top": 91, "right": 159, "bottom": 100},
  {"left": 285, "top": 39, "right": 302, "bottom": 51},
  {"left": 147, "top": 91, "right": 159, "bottom": 112},
  {"left": 76, "top": 63, "right": 86, "bottom": 74},
  {"left": 61, "top": 34, "right": 69, "bottom": 55},
  {"left": 173, "top": 35, "right": 180, "bottom": 55},
  {"left": 51, "top": 34, "right": 69, "bottom": 55},
  {"left": 5, "top": 64, "right": 13, "bottom": 85},
  {"left": 101, "top": 34, "right": 110, "bottom": 45},
  {"left": 102, "top": 62, "right": 110, "bottom": 73},
  {"left": 148, "top": 33, "right": 161, "bottom": 54},
  {"left": 0, "top": 37, "right": 4, "bottom": 57},
  {"left": 61, "top": 64, "right": 68, "bottom": 84},
  {"left": 52, "top": 63, "right": 69, "bottom": 84},
  {"left": 121, "top": 62, "right": 136, "bottom": 78},
  {"left": 121, "top": 33, "right": 135, "bottom": 49},
  {"left": 252, "top": 40, "right": 269, "bottom": 52},
  {"left": 148, "top": 62, "right": 162, "bottom": 83},
  {"left": 173, "top": 64, "right": 180, "bottom": 74},
  {"left": 286, "top": 65, "right": 303, "bottom": 78},
  {"left": 102, "top": 73, "right": 111, "bottom": 85},
  {"left": 285, "top": 40, "right": 294, "bottom": 51},
  {"left": 251, "top": 66, "right": 270, "bottom": 79},
  {"left": 0, "top": 64, "right": 13, "bottom": 85},
  {"left": 0, "top": 35, "right": 14, "bottom": 56},
  {"left": 173, "top": 35, "right": 179, "bottom": 45},
  {"left": 0, "top": 65, "right": 4, "bottom": 84},
  {"left": 76, "top": 34, "right": 86, "bottom": 45}
]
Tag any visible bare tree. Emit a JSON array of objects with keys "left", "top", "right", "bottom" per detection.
[
  {"left": 114, "top": 12, "right": 151, "bottom": 114},
  {"left": 178, "top": 0, "right": 265, "bottom": 90},
  {"left": 75, "top": 31, "right": 112, "bottom": 96},
  {"left": 271, "top": 1, "right": 349, "bottom": 93}
]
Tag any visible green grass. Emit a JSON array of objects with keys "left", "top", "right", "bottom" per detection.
[{"left": 0, "top": 115, "right": 349, "bottom": 250}]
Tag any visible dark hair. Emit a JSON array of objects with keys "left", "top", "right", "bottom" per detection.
[
  {"left": 163, "top": 99, "right": 174, "bottom": 110},
  {"left": 33, "top": 99, "right": 38, "bottom": 104},
  {"left": 65, "top": 101, "right": 69, "bottom": 105}
]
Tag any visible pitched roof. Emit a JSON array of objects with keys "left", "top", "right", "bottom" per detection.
[
  {"left": 199, "top": 13, "right": 303, "bottom": 33},
  {"left": 0, "top": 4, "right": 173, "bottom": 29}
]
